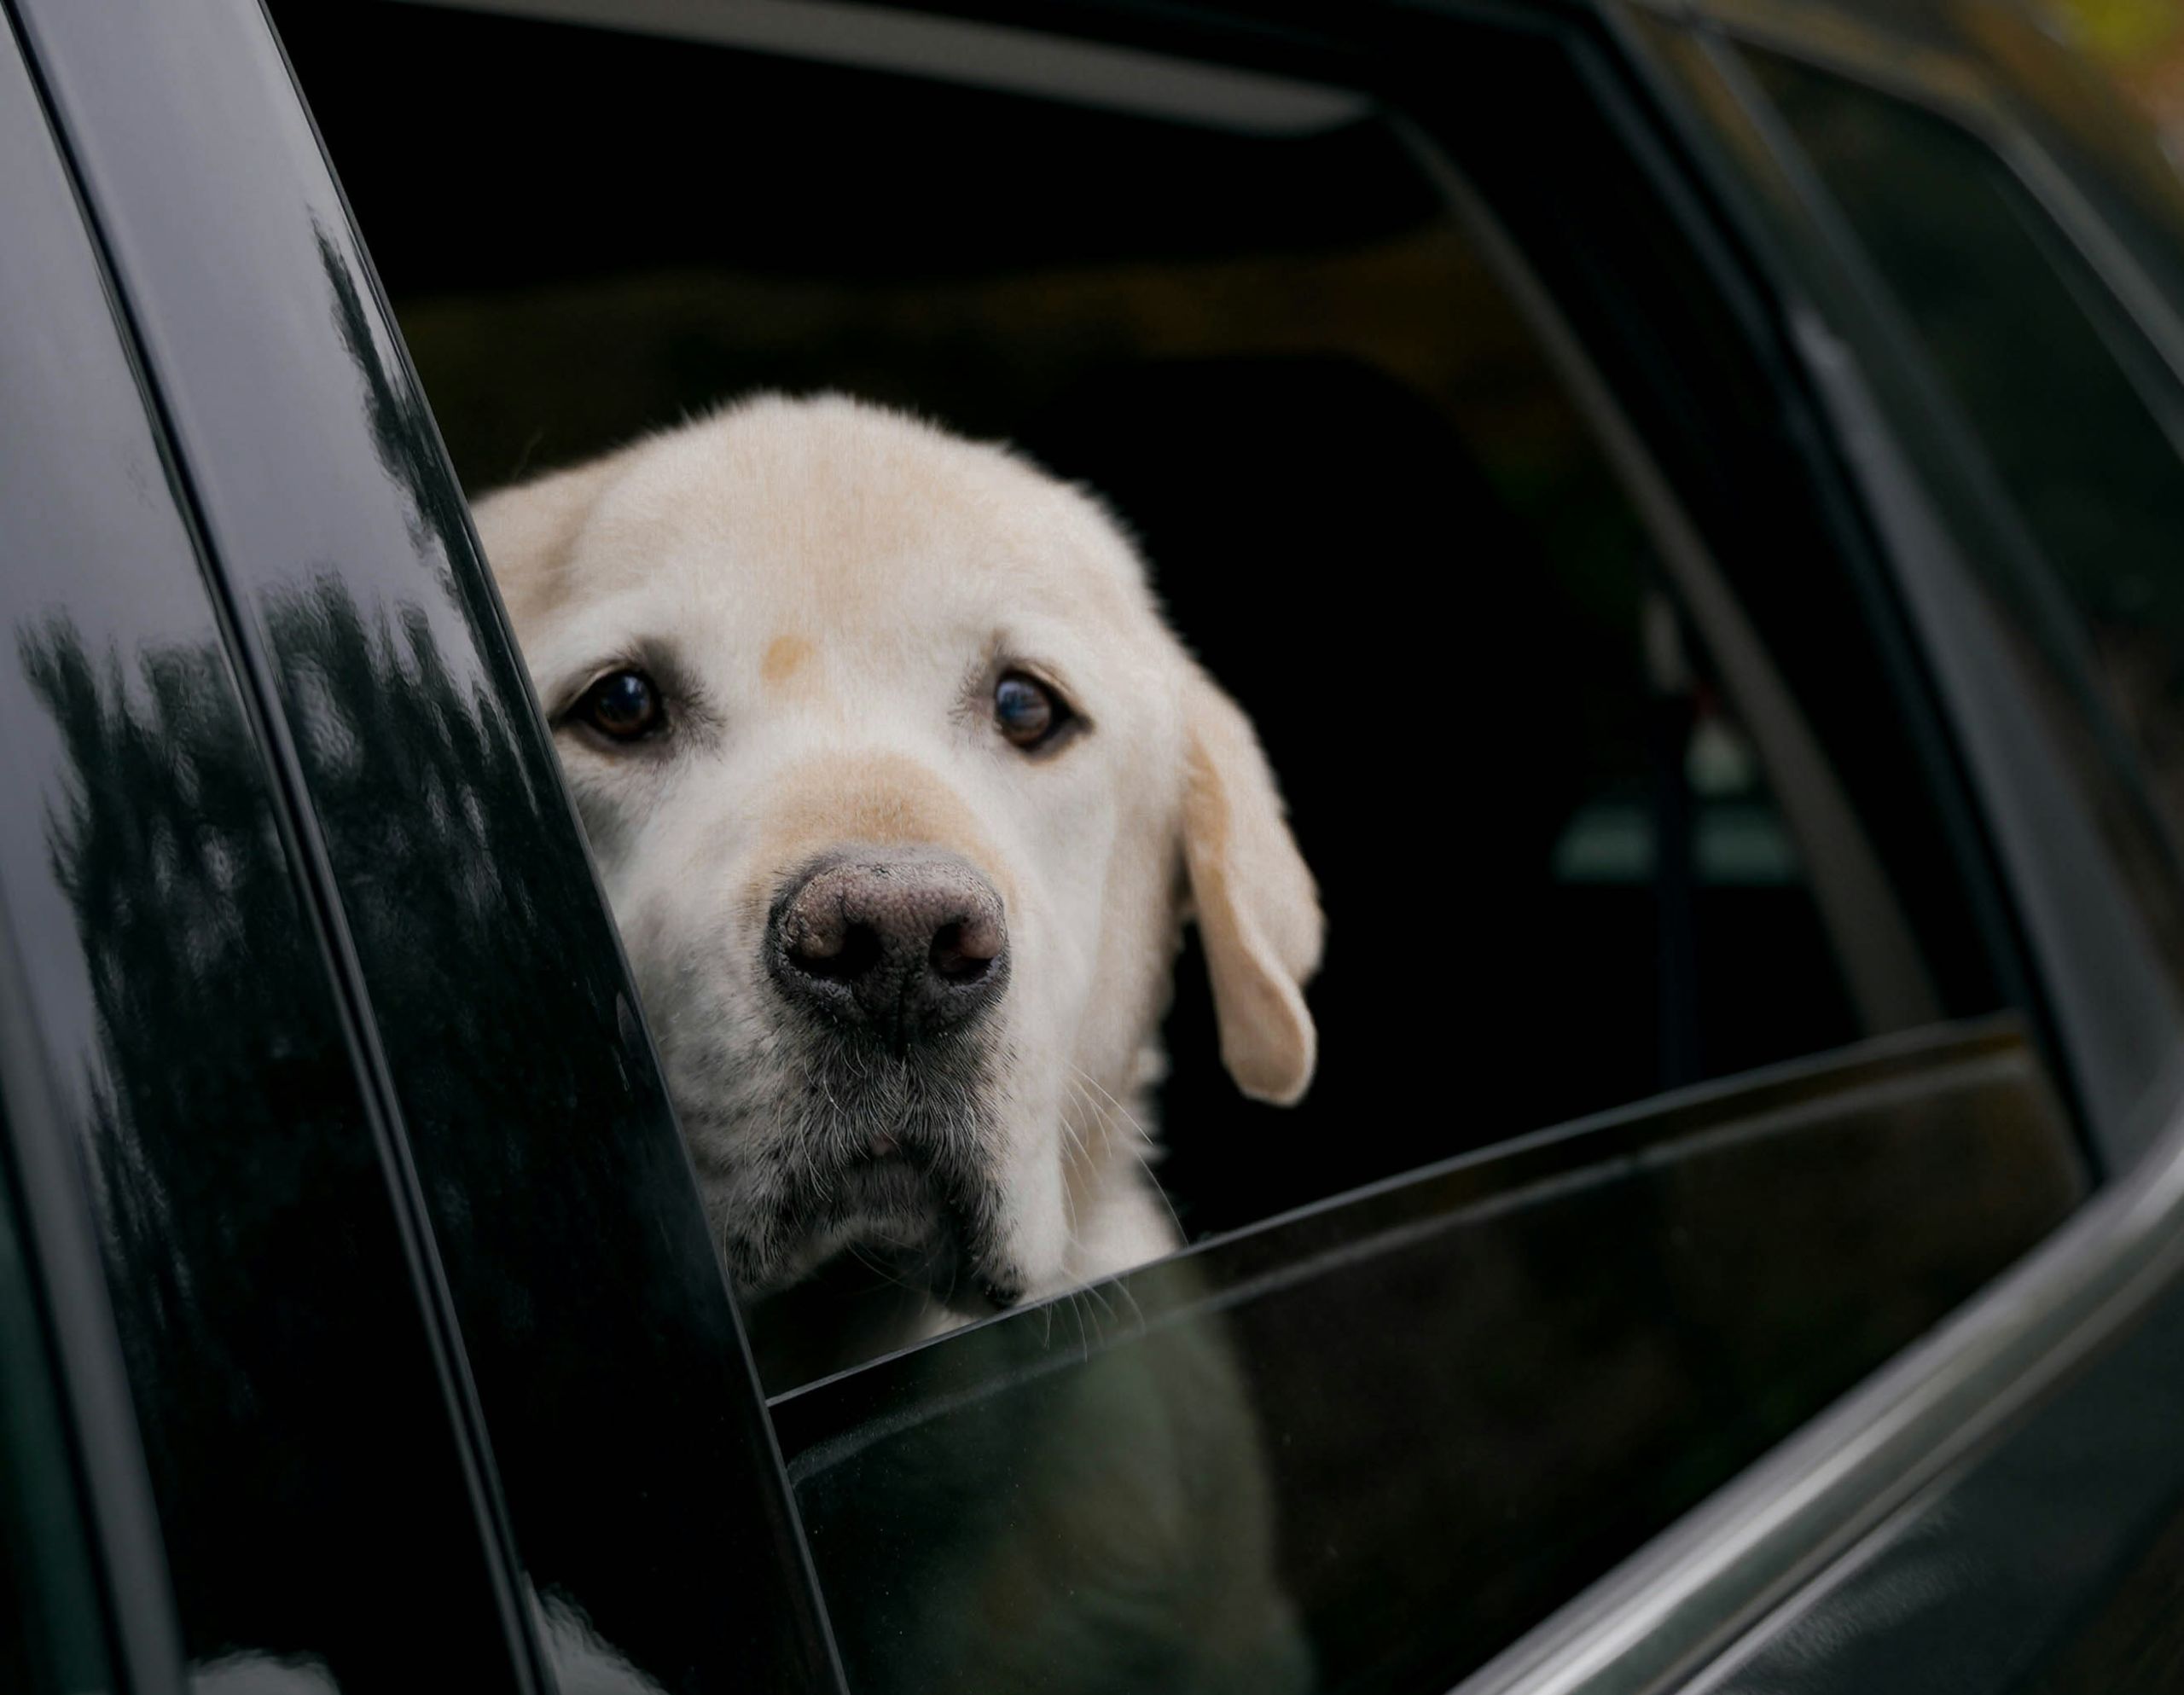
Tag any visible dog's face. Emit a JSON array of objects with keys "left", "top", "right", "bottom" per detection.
[{"left": 475, "top": 397, "right": 1320, "bottom": 1317}]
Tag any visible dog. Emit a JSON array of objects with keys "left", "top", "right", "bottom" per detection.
[{"left": 473, "top": 393, "right": 1322, "bottom": 1384}]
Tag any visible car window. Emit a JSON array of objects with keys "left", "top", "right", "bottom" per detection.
[
  {"left": 1748, "top": 49, "right": 2184, "bottom": 992},
  {"left": 269, "top": 3, "right": 2091, "bottom": 1689},
  {"left": 773, "top": 1016, "right": 2077, "bottom": 1694},
  {"left": 276, "top": 0, "right": 2011, "bottom": 1229}
]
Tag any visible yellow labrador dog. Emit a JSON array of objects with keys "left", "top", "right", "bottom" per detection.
[{"left": 473, "top": 393, "right": 1321, "bottom": 1375}]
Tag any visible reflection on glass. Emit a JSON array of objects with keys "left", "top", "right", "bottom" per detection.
[
  {"left": 0, "top": 1149, "right": 113, "bottom": 1695},
  {"left": 778, "top": 1021, "right": 2082, "bottom": 1693},
  {"left": 22, "top": 613, "right": 523, "bottom": 1688},
  {"left": 1751, "top": 51, "right": 2184, "bottom": 983},
  {"left": 790, "top": 1280, "right": 1308, "bottom": 1695},
  {"left": 305, "top": 229, "right": 840, "bottom": 1692}
]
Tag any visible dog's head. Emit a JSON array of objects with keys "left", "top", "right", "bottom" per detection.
[{"left": 475, "top": 395, "right": 1320, "bottom": 1314}]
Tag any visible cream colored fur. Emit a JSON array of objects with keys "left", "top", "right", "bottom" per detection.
[{"left": 473, "top": 393, "right": 1321, "bottom": 1358}]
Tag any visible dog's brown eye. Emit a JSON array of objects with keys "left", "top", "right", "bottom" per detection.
[
  {"left": 994, "top": 672, "right": 1066, "bottom": 750},
  {"left": 574, "top": 668, "right": 665, "bottom": 741}
]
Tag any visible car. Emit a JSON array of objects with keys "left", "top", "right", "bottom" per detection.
[{"left": 8, "top": 0, "right": 2184, "bottom": 1691}]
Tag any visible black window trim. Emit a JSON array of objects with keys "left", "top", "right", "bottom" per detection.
[{"left": 387, "top": 0, "right": 1377, "bottom": 136}]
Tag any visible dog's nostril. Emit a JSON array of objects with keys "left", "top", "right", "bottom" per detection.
[
  {"left": 770, "top": 850, "right": 1010, "bottom": 1039},
  {"left": 928, "top": 920, "right": 995, "bottom": 982},
  {"left": 790, "top": 920, "right": 883, "bottom": 984}
]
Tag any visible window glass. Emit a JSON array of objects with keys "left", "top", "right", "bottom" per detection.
[
  {"left": 1751, "top": 49, "right": 2184, "bottom": 984},
  {"left": 774, "top": 1018, "right": 2079, "bottom": 1693}
]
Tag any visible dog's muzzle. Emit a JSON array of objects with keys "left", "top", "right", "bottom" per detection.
[
  {"left": 765, "top": 848, "right": 1009, "bottom": 1048},
  {"left": 750, "top": 847, "right": 1020, "bottom": 1314}
]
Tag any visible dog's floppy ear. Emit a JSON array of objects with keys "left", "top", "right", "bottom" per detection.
[
  {"left": 1180, "top": 670, "right": 1323, "bottom": 1106},
  {"left": 469, "top": 456, "right": 618, "bottom": 626}
]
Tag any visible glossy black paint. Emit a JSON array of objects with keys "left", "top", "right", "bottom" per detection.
[
  {"left": 0, "top": 1141, "right": 117, "bottom": 1695},
  {"left": 0, "top": 15, "right": 523, "bottom": 1685},
  {"left": 775, "top": 1020, "right": 2081, "bottom": 1694},
  {"left": 0, "top": 35, "right": 187, "bottom": 1695},
  {"left": 8, "top": 0, "right": 841, "bottom": 1687}
]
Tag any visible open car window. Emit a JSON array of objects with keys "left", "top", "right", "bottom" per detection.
[{"left": 253, "top": 3, "right": 2106, "bottom": 1689}]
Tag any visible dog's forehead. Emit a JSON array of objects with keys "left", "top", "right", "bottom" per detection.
[{"left": 588, "top": 398, "right": 1154, "bottom": 637}]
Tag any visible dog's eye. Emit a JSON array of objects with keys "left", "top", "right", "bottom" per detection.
[
  {"left": 573, "top": 668, "right": 665, "bottom": 742},
  {"left": 994, "top": 672, "right": 1068, "bottom": 750}
]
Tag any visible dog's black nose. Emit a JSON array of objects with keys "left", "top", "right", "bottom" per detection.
[{"left": 768, "top": 850, "right": 1009, "bottom": 1044}]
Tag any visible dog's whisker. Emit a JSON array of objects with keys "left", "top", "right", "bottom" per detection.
[
  {"left": 846, "top": 1243, "right": 925, "bottom": 1298},
  {"left": 1069, "top": 1063, "right": 1186, "bottom": 1244},
  {"left": 1110, "top": 1277, "right": 1149, "bottom": 1338},
  {"left": 1069, "top": 1289, "right": 1093, "bottom": 1361}
]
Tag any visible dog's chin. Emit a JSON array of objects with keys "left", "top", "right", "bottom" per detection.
[
  {"left": 799, "top": 1152, "right": 1012, "bottom": 1312},
  {"left": 729, "top": 1141, "right": 1025, "bottom": 1390},
  {"left": 692, "top": 1011, "right": 1025, "bottom": 1297},
  {"left": 711, "top": 1122, "right": 1024, "bottom": 1315}
]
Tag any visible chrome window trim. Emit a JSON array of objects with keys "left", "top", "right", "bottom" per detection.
[{"left": 1458, "top": 1046, "right": 2184, "bottom": 1695}]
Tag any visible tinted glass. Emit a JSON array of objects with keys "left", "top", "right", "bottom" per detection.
[
  {"left": 1752, "top": 51, "right": 2184, "bottom": 988},
  {"left": 1698, "top": 1167, "right": 2184, "bottom": 1695},
  {"left": 776, "top": 1019, "right": 2079, "bottom": 1693}
]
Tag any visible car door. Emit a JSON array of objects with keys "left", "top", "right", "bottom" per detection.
[{"left": 0, "top": 1, "right": 839, "bottom": 1688}]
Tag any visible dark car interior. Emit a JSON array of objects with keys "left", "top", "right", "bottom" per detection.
[{"left": 269, "top": 0, "right": 1938, "bottom": 1238}]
